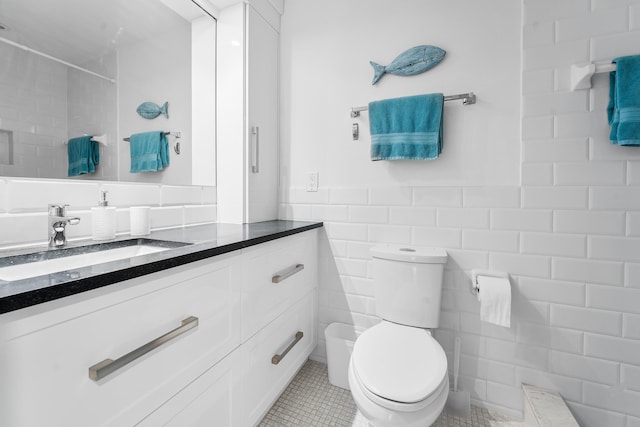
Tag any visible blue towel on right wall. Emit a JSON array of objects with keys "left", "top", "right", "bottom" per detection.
[
  {"left": 369, "top": 93, "right": 444, "bottom": 160},
  {"left": 129, "top": 131, "right": 170, "bottom": 173},
  {"left": 608, "top": 55, "right": 640, "bottom": 146}
]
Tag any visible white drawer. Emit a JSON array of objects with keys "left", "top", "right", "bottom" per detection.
[
  {"left": 137, "top": 350, "right": 241, "bottom": 427},
  {"left": 241, "top": 230, "right": 317, "bottom": 341},
  {"left": 240, "top": 289, "right": 317, "bottom": 426},
  {"left": 0, "top": 258, "right": 241, "bottom": 427}
]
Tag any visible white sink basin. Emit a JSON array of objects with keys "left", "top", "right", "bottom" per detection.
[{"left": 0, "top": 244, "right": 170, "bottom": 282}]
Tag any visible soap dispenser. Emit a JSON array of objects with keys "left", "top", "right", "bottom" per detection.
[{"left": 92, "top": 190, "right": 116, "bottom": 240}]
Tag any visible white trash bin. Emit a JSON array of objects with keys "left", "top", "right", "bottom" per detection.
[{"left": 324, "top": 322, "right": 365, "bottom": 390}]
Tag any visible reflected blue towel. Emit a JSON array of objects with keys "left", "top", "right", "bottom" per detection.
[
  {"left": 608, "top": 55, "right": 640, "bottom": 146},
  {"left": 67, "top": 136, "right": 100, "bottom": 177},
  {"left": 369, "top": 93, "right": 444, "bottom": 160},
  {"left": 129, "top": 131, "right": 170, "bottom": 173}
]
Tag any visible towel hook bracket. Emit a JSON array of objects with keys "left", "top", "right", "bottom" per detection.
[
  {"left": 463, "top": 93, "right": 476, "bottom": 105},
  {"left": 570, "top": 62, "right": 617, "bottom": 91}
]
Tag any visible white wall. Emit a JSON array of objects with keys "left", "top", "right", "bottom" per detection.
[
  {"left": 192, "top": 15, "right": 217, "bottom": 186},
  {"left": 280, "top": 0, "right": 640, "bottom": 425},
  {"left": 118, "top": 24, "right": 193, "bottom": 185},
  {"left": 280, "top": 0, "right": 521, "bottom": 189}
]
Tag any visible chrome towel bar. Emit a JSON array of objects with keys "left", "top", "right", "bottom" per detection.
[
  {"left": 272, "top": 331, "right": 304, "bottom": 365},
  {"left": 272, "top": 263, "right": 305, "bottom": 283},
  {"left": 88, "top": 316, "right": 198, "bottom": 381},
  {"left": 350, "top": 92, "right": 476, "bottom": 118},
  {"left": 122, "top": 131, "right": 181, "bottom": 142}
]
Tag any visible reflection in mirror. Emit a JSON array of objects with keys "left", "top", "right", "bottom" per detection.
[{"left": 0, "top": 0, "right": 216, "bottom": 185}]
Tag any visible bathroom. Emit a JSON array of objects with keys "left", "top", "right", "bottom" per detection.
[{"left": 1, "top": 0, "right": 639, "bottom": 426}]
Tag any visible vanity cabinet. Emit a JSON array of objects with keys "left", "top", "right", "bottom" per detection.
[
  {"left": 0, "top": 229, "right": 318, "bottom": 427},
  {"left": 0, "top": 253, "right": 242, "bottom": 427}
]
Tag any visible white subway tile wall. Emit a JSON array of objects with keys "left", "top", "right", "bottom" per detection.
[
  {"left": 0, "top": 178, "right": 216, "bottom": 248},
  {"left": 0, "top": 45, "right": 118, "bottom": 181},
  {"left": 280, "top": 1, "right": 640, "bottom": 424},
  {"left": 7, "top": 179, "right": 100, "bottom": 212},
  {"left": 0, "top": 46, "right": 68, "bottom": 180}
]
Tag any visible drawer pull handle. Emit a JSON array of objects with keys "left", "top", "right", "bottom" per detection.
[
  {"left": 88, "top": 316, "right": 199, "bottom": 381},
  {"left": 271, "top": 331, "right": 304, "bottom": 365},
  {"left": 251, "top": 126, "right": 260, "bottom": 173},
  {"left": 272, "top": 264, "right": 304, "bottom": 283}
]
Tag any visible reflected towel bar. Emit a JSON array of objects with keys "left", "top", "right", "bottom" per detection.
[
  {"left": 350, "top": 92, "right": 476, "bottom": 118},
  {"left": 123, "top": 131, "right": 182, "bottom": 154},
  {"left": 122, "top": 131, "right": 181, "bottom": 142},
  {"left": 63, "top": 134, "right": 107, "bottom": 146}
]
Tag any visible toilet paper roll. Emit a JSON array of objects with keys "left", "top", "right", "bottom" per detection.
[
  {"left": 477, "top": 275, "right": 511, "bottom": 328},
  {"left": 130, "top": 206, "right": 151, "bottom": 236}
]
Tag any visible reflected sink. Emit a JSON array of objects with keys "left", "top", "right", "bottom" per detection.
[{"left": 0, "top": 239, "right": 189, "bottom": 282}]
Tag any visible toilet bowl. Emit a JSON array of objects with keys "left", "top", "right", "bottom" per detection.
[
  {"left": 347, "top": 321, "right": 449, "bottom": 427},
  {"left": 348, "top": 244, "right": 449, "bottom": 426}
]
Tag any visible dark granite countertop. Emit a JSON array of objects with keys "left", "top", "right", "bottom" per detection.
[{"left": 0, "top": 220, "right": 323, "bottom": 315}]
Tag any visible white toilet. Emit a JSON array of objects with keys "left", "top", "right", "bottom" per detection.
[{"left": 348, "top": 244, "right": 449, "bottom": 427}]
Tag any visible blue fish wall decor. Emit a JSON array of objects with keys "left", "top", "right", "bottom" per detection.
[
  {"left": 370, "top": 45, "right": 446, "bottom": 85},
  {"left": 136, "top": 101, "right": 169, "bottom": 119}
]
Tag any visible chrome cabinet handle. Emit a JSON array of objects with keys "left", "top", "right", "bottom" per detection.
[
  {"left": 272, "top": 263, "right": 304, "bottom": 284},
  {"left": 272, "top": 331, "right": 303, "bottom": 365},
  {"left": 88, "top": 316, "right": 199, "bottom": 381},
  {"left": 251, "top": 126, "right": 260, "bottom": 173}
]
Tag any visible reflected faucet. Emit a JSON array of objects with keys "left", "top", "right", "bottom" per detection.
[{"left": 48, "top": 204, "right": 80, "bottom": 248}]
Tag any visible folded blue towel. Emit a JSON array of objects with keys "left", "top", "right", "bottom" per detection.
[
  {"left": 608, "top": 55, "right": 640, "bottom": 146},
  {"left": 129, "top": 131, "right": 170, "bottom": 173},
  {"left": 369, "top": 93, "right": 444, "bottom": 160},
  {"left": 67, "top": 136, "right": 100, "bottom": 177}
]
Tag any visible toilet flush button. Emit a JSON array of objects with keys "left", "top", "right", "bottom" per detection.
[{"left": 399, "top": 248, "right": 416, "bottom": 252}]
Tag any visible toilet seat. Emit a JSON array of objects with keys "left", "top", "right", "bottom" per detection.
[{"left": 351, "top": 321, "right": 448, "bottom": 410}]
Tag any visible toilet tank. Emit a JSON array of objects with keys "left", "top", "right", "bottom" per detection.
[{"left": 371, "top": 245, "right": 448, "bottom": 328}]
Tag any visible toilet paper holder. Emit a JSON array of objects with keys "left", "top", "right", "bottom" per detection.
[{"left": 471, "top": 269, "right": 509, "bottom": 293}]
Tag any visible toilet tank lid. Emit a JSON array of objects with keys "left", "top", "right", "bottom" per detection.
[{"left": 370, "top": 244, "right": 447, "bottom": 264}]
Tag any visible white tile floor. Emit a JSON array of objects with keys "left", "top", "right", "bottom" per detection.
[{"left": 260, "top": 360, "right": 522, "bottom": 427}]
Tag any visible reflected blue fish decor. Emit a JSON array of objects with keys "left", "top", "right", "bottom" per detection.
[
  {"left": 370, "top": 45, "right": 446, "bottom": 85},
  {"left": 136, "top": 101, "right": 169, "bottom": 119}
]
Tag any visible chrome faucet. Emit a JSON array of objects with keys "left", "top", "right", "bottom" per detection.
[{"left": 48, "top": 204, "right": 80, "bottom": 248}]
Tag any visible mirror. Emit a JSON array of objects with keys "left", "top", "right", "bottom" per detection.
[{"left": 0, "top": 0, "right": 216, "bottom": 185}]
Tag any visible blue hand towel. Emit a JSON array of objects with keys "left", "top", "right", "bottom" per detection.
[
  {"left": 67, "top": 136, "right": 100, "bottom": 177},
  {"left": 369, "top": 93, "right": 444, "bottom": 161},
  {"left": 129, "top": 131, "right": 170, "bottom": 173},
  {"left": 608, "top": 55, "right": 640, "bottom": 146}
]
